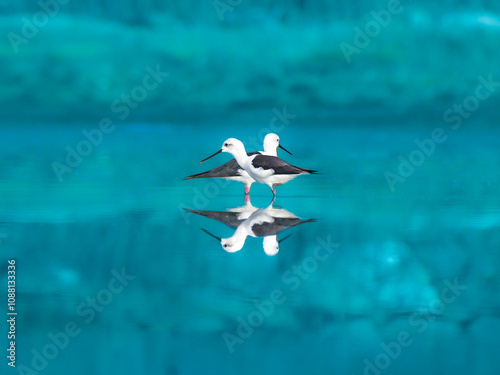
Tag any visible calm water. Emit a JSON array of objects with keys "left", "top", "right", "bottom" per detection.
[{"left": 1, "top": 122, "right": 499, "bottom": 375}]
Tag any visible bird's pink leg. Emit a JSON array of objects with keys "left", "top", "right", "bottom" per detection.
[
  {"left": 271, "top": 186, "right": 276, "bottom": 196},
  {"left": 244, "top": 185, "right": 251, "bottom": 195}
]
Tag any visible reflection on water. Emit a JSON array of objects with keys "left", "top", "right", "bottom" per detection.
[{"left": 185, "top": 197, "right": 315, "bottom": 255}]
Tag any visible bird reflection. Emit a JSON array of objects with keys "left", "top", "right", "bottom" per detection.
[{"left": 185, "top": 198, "right": 315, "bottom": 255}]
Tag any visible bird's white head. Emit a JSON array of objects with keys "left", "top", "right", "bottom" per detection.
[
  {"left": 263, "top": 133, "right": 292, "bottom": 156},
  {"left": 263, "top": 235, "right": 279, "bottom": 256},
  {"left": 221, "top": 138, "right": 245, "bottom": 156},
  {"left": 221, "top": 237, "right": 245, "bottom": 253},
  {"left": 200, "top": 137, "right": 246, "bottom": 163},
  {"left": 200, "top": 228, "right": 246, "bottom": 253},
  {"left": 263, "top": 133, "right": 279, "bottom": 154}
]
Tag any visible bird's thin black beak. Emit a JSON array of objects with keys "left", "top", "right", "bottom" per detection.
[
  {"left": 200, "top": 228, "right": 221, "bottom": 241},
  {"left": 200, "top": 149, "right": 222, "bottom": 163},
  {"left": 278, "top": 144, "right": 293, "bottom": 156},
  {"left": 278, "top": 233, "right": 292, "bottom": 243}
]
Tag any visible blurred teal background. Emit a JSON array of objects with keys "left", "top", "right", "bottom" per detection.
[{"left": 1, "top": 1, "right": 500, "bottom": 375}]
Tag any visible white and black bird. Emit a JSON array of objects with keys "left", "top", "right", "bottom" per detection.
[
  {"left": 184, "top": 133, "right": 292, "bottom": 195},
  {"left": 200, "top": 138, "right": 317, "bottom": 196},
  {"left": 186, "top": 200, "right": 315, "bottom": 255}
]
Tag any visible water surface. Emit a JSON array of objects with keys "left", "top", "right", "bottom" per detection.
[{"left": 1, "top": 122, "right": 499, "bottom": 375}]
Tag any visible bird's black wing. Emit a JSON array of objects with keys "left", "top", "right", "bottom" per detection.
[
  {"left": 251, "top": 218, "right": 315, "bottom": 237},
  {"left": 184, "top": 152, "right": 260, "bottom": 180},
  {"left": 184, "top": 209, "right": 245, "bottom": 229},
  {"left": 251, "top": 155, "right": 318, "bottom": 175}
]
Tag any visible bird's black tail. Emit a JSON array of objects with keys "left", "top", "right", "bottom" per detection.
[
  {"left": 302, "top": 168, "right": 319, "bottom": 174},
  {"left": 183, "top": 170, "right": 216, "bottom": 180}
]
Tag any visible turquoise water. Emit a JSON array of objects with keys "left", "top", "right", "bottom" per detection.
[
  {"left": 2, "top": 1, "right": 500, "bottom": 373},
  {"left": 1, "top": 121, "right": 499, "bottom": 374}
]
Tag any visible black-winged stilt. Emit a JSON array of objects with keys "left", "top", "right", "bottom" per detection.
[
  {"left": 186, "top": 198, "right": 315, "bottom": 255},
  {"left": 200, "top": 138, "right": 317, "bottom": 196},
  {"left": 184, "top": 133, "right": 292, "bottom": 195}
]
